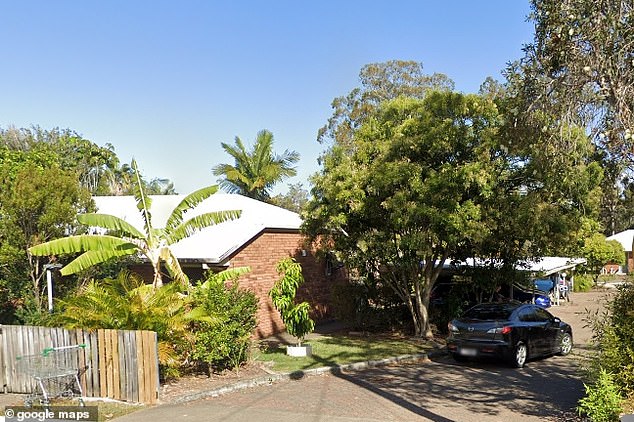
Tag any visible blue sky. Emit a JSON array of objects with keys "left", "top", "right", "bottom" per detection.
[{"left": 0, "top": 1, "right": 534, "bottom": 195}]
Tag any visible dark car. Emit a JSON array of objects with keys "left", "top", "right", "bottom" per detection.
[{"left": 446, "top": 302, "right": 573, "bottom": 368}]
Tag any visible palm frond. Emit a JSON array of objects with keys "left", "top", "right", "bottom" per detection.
[
  {"left": 166, "top": 210, "right": 241, "bottom": 244},
  {"left": 198, "top": 266, "right": 251, "bottom": 290},
  {"left": 131, "top": 159, "right": 154, "bottom": 242},
  {"left": 60, "top": 247, "right": 138, "bottom": 275},
  {"left": 164, "top": 185, "right": 220, "bottom": 232},
  {"left": 184, "top": 306, "right": 219, "bottom": 324},
  {"left": 78, "top": 214, "right": 145, "bottom": 239},
  {"left": 29, "top": 235, "right": 138, "bottom": 255}
]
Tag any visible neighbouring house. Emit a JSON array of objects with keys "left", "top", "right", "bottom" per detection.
[
  {"left": 606, "top": 229, "right": 634, "bottom": 274},
  {"left": 92, "top": 193, "right": 347, "bottom": 338}
]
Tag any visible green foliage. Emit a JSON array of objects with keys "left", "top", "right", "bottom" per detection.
[
  {"left": 269, "top": 183, "right": 309, "bottom": 213},
  {"left": 583, "top": 282, "right": 634, "bottom": 415},
  {"left": 330, "top": 282, "right": 409, "bottom": 332},
  {"left": 573, "top": 274, "right": 595, "bottom": 292},
  {"left": 270, "top": 258, "right": 314, "bottom": 345},
  {"left": 212, "top": 129, "right": 300, "bottom": 201},
  {"left": 318, "top": 60, "right": 454, "bottom": 148},
  {"left": 190, "top": 269, "right": 258, "bottom": 373},
  {"left": 578, "top": 369, "right": 623, "bottom": 422},
  {"left": 306, "top": 91, "right": 504, "bottom": 337},
  {"left": 522, "top": 0, "right": 634, "bottom": 159},
  {"left": 29, "top": 161, "right": 240, "bottom": 287},
  {"left": 513, "top": 0, "right": 633, "bottom": 239},
  {"left": 51, "top": 270, "right": 192, "bottom": 373},
  {"left": 582, "top": 233, "right": 625, "bottom": 282},
  {"left": 0, "top": 153, "right": 93, "bottom": 320},
  {"left": 1, "top": 126, "right": 177, "bottom": 196}
]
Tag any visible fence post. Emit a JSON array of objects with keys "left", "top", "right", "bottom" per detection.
[{"left": 0, "top": 325, "right": 5, "bottom": 393}]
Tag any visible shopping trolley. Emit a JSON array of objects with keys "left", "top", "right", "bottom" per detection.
[{"left": 16, "top": 344, "right": 87, "bottom": 407}]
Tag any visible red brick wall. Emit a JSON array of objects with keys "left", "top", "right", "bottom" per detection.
[
  {"left": 129, "top": 230, "right": 348, "bottom": 340},
  {"left": 225, "top": 230, "right": 347, "bottom": 339}
]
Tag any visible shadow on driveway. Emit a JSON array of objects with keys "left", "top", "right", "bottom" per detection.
[{"left": 333, "top": 353, "right": 584, "bottom": 421}]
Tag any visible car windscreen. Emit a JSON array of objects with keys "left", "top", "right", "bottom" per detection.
[{"left": 463, "top": 305, "right": 515, "bottom": 321}]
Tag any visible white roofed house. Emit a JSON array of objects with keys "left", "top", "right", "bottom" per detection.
[
  {"left": 92, "top": 193, "right": 347, "bottom": 338},
  {"left": 606, "top": 229, "right": 634, "bottom": 274}
]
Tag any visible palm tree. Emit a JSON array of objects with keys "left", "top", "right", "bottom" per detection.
[
  {"left": 29, "top": 160, "right": 240, "bottom": 287},
  {"left": 212, "top": 129, "right": 300, "bottom": 201}
]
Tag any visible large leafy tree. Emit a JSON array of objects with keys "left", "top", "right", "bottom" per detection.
[
  {"left": 521, "top": 0, "right": 633, "bottom": 157},
  {"left": 212, "top": 129, "right": 299, "bottom": 201},
  {"left": 0, "top": 150, "right": 92, "bottom": 318},
  {"left": 0, "top": 126, "right": 178, "bottom": 196},
  {"left": 318, "top": 60, "right": 454, "bottom": 149},
  {"left": 0, "top": 126, "right": 120, "bottom": 194},
  {"left": 269, "top": 183, "right": 309, "bottom": 213},
  {"left": 517, "top": 0, "right": 634, "bottom": 234},
  {"left": 305, "top": 92, "right": 503, "bottom": 338},
  {"left": 29, "top": 161, "right": 240, "bottom": 288},
  {"left": 582, "top": 233, "right": 625, "bottom": 283}
]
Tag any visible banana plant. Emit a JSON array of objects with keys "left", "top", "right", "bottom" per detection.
[{"left": 29, "top": 160, "right": 241, "bottom": 288}]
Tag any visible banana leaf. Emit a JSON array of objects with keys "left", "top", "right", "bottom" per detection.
[{"left": 78, "top": 214, "right": 145, "bottom": 239}]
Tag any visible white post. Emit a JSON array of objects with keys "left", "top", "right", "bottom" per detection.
[{"left": 46, "top": 268, "right": 54, "bottom": 312}]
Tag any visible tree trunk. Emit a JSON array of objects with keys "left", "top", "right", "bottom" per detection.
[
  {"left": 405, "top": 295, "right": 422, "bottom": 337},
  {"left": 414, "top": 278, "right": 434, "bottom": 339},
  {"left": 152, "top": 260, "right": 163, "bottom": 288},
  {"left": 28, "top": 254, "right": 42, "bottom": 309}
]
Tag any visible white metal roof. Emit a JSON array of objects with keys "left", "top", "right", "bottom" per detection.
[
  {"left": 445, "top": 256, "right": 587, "bottom": 276},
  {"left": 607, "top": 229, "right": 634, "bottom": 253},
  {"left": 92, "top": 193, "right": 302, "bottom": 264},
  {"left": 519, "top": 256, "right": 587, "bottom": 276}
]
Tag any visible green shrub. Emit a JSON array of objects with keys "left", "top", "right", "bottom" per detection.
[
  {"left": 191, "top": 273, "right": 258, "bottom": 374},
  {"left": 581, "top": 283, "right": 634, "bottom": 418},
  {"left": 52, "top": 270, "right": 192, "bottom": 379},
  {"left": 330, "top": 282, "right": 409, "bottom": 333},
  {"left": 270, "top": 258, "right": 314, "bottom": 345},
  {"left": 578, "top": 369, "right": 622, "bottom": 422},
  {"left": 574, "top": 274, "right": 595, "bottom": 292},
  {"left": 429, "top": 287, "right": 471, "bottom": 335}
]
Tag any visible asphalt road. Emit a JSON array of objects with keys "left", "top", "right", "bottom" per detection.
[{"left": 116, "top": 291, "right": 608, "bottom": 422}]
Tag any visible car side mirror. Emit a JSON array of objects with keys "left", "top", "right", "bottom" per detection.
[{"left": 553, "top": 317, "right": 561, "bottom": 325}]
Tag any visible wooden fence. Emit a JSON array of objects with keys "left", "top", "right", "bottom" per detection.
[{"left": 0, "top": 325, "right": 159, "bottom": 404}]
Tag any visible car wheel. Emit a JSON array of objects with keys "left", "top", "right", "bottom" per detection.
[
  {"left": 451, "top": 353, "right": 467, "bottom": 362},
  {"left": 510, "top": 342, "right": 527, "bottom": 368},
  {"left": 558, "top": 332, "right": 573, "bottom": 356}
]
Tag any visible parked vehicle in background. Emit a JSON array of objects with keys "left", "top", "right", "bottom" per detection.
[{"left": 446, "top": 302, "right": 573, "bottom": 368}]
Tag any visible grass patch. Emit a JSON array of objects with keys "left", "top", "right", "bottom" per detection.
[
  {"left": 87, "top": 400, "right": 143, "bottom": 421},
  {"left": 254, "top": 334, "right": 432, "bottom": 373}
]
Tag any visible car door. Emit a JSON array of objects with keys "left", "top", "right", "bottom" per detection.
[
  {"left": 532, "top": 306, "right": 556, "bottom": 355},
  {"left": 534, "top": 307, "right": 561, "bottom": 353},
  {"left": 516, "top": 306, "right": 539, "bottom": 355}
]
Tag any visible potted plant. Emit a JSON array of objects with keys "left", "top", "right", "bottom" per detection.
[{"left": 270, "top": 257, "right": 315, "bottom": 356}]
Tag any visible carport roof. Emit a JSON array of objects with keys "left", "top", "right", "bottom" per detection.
[
  {"left": 444, "top": 256, "right": 587, "bottom": 277},
  {"left": 92, "top": 193, "right": 302, "bottom": 264}
]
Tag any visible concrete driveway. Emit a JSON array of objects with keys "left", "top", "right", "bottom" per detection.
[{"left": 115, "top": 290, "right": 609, "bottom": 422}]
